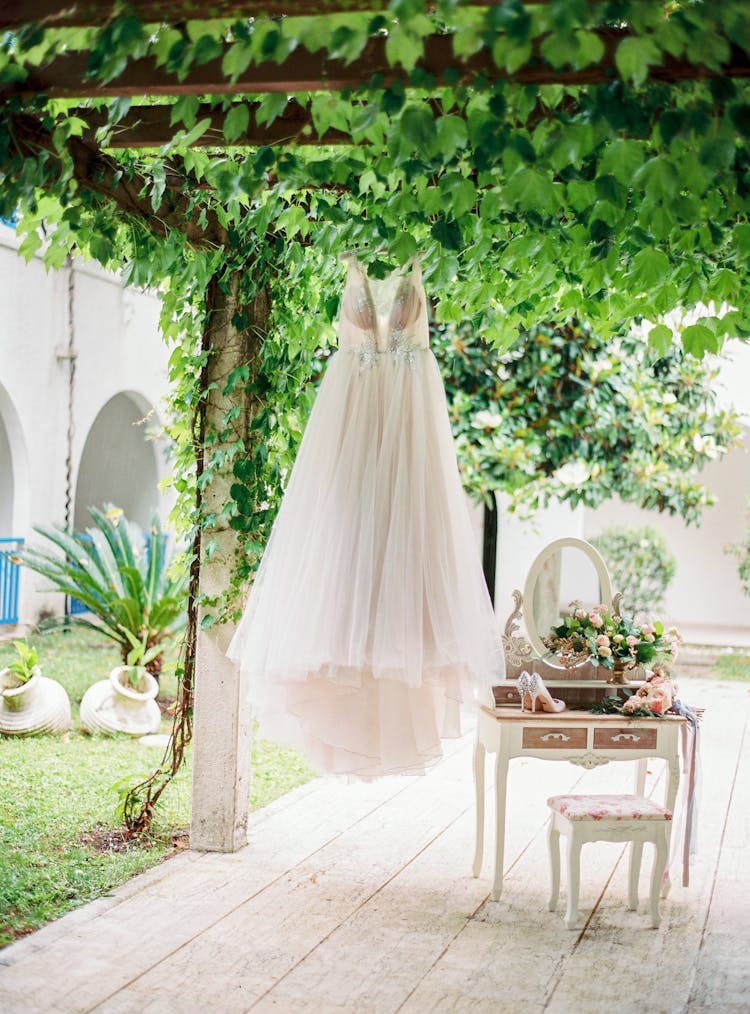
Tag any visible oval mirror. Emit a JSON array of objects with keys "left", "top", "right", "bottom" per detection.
[{"left": 522, "top": 538, "right": 613, "bottom": 666}]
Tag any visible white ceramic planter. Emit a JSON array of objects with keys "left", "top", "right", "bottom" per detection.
[
  {"left": 0, "top": 666, "right": 72, "bottom": 736},
  {"left": 80, "top": 665, "right": 161, "bottom": 736}
]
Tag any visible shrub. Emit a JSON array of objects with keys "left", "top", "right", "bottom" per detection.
[
  {"left": 590, "top": 525, "right": 676, "bottom": 617},
  {"left": 20, "top": 504, "right": 187, "bottom": 679}
]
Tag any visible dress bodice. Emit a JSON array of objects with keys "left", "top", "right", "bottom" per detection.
[{"left": 337, "top": 255, "right": 429, "bottom": 361}]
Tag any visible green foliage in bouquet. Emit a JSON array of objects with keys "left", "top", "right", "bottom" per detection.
[
  {"left": 590, "top": 525, "right": 676, "bottom": 616},
  {"left": 544, "top": 602, "right": 680, "bottom": 672}
]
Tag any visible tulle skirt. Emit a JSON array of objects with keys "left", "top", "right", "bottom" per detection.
[{"left": 227, "top": 346, "right": 504, "bottom": 777}]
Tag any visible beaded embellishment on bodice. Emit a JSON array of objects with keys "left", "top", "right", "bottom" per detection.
[{"left": 337, "top": 255, "right": 429, "bottom": 368}]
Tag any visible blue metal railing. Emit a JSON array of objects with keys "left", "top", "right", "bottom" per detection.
[{"left": 0, "top": 538, "right": 23, "bottom": 625}]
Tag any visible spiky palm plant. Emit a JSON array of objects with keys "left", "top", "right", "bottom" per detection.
[{"left": 21, "top": 505, "right": 187, "bottom": 679}]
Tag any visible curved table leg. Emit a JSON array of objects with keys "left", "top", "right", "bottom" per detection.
[{"left": 491, "top": 745, "right": 510, "bottom": 901}]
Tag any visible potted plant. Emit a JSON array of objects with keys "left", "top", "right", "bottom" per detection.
[
  {"left": 19, "top": 504, "right": 187, "bottom": 683},
  {"left": 80, "top": 631, "right": 164, "bottom": 737},
  {"left": 0, "top": 640, "right": 71, "bottom": 736}
]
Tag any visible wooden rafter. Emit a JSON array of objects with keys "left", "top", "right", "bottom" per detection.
[
  {"left": 9, "top": 113, "right": 221, "bottom": 244},
  {"left": 80, "top": 101, "right": 350, "bottom": 147},
  {"left": 1, "top": 0, "right": 551, "bottom": 30},
  {"left": 7, "top": 30, "right": 750, "bottom": 101},
  {"left": 77, "top": 91, "right": 576, "bottom": 147}
]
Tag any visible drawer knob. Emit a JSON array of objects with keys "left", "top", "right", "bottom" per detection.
[{"left": 611, "top": 733, "right": 641, "bottom": 743}]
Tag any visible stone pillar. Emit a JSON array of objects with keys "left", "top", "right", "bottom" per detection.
[{"left": 190, "top": 271, "right": 268, "bottom": 852}]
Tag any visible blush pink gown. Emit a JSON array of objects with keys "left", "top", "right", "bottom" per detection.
[{"left": 227, "top": 256, "right": 503, "bottom": 777}]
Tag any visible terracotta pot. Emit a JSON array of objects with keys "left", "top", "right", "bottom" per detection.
[
  {"left": 0, "top": 666, "right": 71, "bottom": 736},
  {"left": 80, "top": 665, "right": 161, "bottom": 736}
]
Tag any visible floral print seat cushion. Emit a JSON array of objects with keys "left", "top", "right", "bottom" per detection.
[{"left": 548, "top": 793, "right": 672, "bottom": 821}]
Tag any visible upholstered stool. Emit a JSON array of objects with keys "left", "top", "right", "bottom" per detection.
[{"left": 547, "top": 793, "right": 672, "bottom": 929}]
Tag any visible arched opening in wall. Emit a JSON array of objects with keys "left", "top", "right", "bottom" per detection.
[
  {"left": 0, "top": 406, "right": 13, "bottom": 536},
  {"left": 0, "top": 383, "right": 30, "bottom": 626},
  {"left": 74, "top": 391, "right": 162, "bottom": 531}
]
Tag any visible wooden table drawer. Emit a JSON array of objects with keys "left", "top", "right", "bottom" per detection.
[
  {"left": 493, "top": 685, "right": 522, "bottom": 705},
  {"left": 522, "top": 727, "right": 587, "bottom": 750},
  {"left": 593, "top": 726, "right": 657, "bottom": 750}
]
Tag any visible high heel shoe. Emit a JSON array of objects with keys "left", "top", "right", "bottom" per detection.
[{"left": 517, "top": 671, "right": 566, "bottom": 714}]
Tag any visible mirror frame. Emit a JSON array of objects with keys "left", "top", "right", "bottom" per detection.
[{"left": 522, "top": 537, "right": 613, "bottom": 662}]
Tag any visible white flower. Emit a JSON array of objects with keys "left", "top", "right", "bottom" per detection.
[
  {"left": 554, "top": 461, "right": 590, "bottom": 486},
  {"left": 472, "top": 410, "right": 503, "bottom": 430}
]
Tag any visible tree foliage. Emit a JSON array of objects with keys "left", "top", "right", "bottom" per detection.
[{"left": 433, "top": 318, "right": 742, "bottom": 523}]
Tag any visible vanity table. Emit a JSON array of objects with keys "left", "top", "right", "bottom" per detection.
[
  {"left": 476, "top": 537, "right": 685, "bottom": 901},
  {"left": 473, "top": 705, "right": 684, "bottom": 900}
]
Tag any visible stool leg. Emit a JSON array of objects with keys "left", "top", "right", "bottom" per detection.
[
  {"left": 628, "top": 841, "right": 643, "bottom": 911},
  {"left": 547, "top": 819, "right": 560, "bottom": 912},
  {"left": 649, "top": 828, "right": 669, "bottom": 929},
  {"left": 565, "top": 831, "right": 582, "bottom": 930}
]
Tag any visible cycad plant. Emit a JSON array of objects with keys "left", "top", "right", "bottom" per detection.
[{"left": 21, "top": 505, "right": 187, "bottom": 679}]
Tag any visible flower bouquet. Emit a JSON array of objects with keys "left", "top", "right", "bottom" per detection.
[{"left": 543, "top": 601, "right": 681, "bottom": 675}]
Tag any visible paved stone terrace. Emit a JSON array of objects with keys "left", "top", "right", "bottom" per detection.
[{"left": 0, "top": 673, "right": 747, "bottom": 1014}]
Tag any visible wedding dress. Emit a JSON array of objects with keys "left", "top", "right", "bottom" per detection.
[{"left": 227, "top": 255, "right": 504, "bottom": 777}]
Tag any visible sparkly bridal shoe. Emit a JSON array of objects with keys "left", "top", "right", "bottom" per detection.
[{"left": 517, "top": 671, "right": 566, "bottom": 714}]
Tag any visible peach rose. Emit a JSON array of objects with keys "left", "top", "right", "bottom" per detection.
[
  {"left": 599, "top": 646, "right": 612, "bottom": 657},
  {"left": 626, "top": 635, "right": 639, "bottom": 647},
  {"left": 596, "top": 634, "right": 610, "bottom": 646},
  {"left": 589, "top": 613, "right": 604, "bottom": 629}
]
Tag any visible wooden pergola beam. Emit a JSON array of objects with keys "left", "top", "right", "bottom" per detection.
[
  {"left": 79, "top": 91, "right": 577, "bottom": 147},
  {"left": 81, "top": 101, "right": 351, "bottom": 147},
  {"left": 7, "top": 30, "right": 750, "bottom": 101},
  {"left": 0, "top": 0, "right": 561, "bottom": 30},
  {"left": 9, "top": 112, "right": 220, "bottom": 244}
]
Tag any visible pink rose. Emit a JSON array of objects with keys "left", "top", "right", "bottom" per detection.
[
  {"left": 641, "top": 623, "right": 655, "bottom": 636},
  {"left": 596, "top": 634, "right": 610, "bottom": 646},
  {"left": 589, "top": 613, "right": 604, "bottom": 628},
  {"left": 596, "top": 604, "right": 609, "bottom": 614},
  {"left": 575, "top": 608, "right": 587, "bottom": 621},
  {"left": 626, "top": 635, "right": 639, "bottom": 647}
]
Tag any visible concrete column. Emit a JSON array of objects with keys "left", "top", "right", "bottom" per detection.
[{"left": 190, "top": 271, "right": 268, "bottom": 852}]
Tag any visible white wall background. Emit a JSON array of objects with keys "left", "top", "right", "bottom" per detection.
[{"left": 0, "top": 225, "right": 173, "bottom": 626}]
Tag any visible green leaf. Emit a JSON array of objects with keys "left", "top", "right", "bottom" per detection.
[
  {"left": 648, "top": 323, "right": 673, "bottom": 359},
  {"left": 575, "top": 29, "right": 605, "bottom": 68},
  {"left": 615, "top": 36, "right": 662, "bottom": 86},
  {"left": 598, "top": 139, "right": 645, "bottom": 185},
  {"left": 436, "top": 115, "right": 468, "bottom": 160},
  {"left": 256, "top": 93, "right": 288, "bottom": 127},
  {"left": 385, "top": 25, "right": 423, "bottom": 70},
  {"left": 506, "top": 168, "right": 559, "bottom": 215},
  {"left": 170, "top": 94, "right": 200, "bottom": 129},
  {"left": 223, "top": 104, "right": 250, "bottom": 143},
  {"left": 400, "top": 104, "right": 436, "bottom": 152},
  {"left": 681, "top": 323, "right": 718, "bottom": 357},
  {"left": 431, "top": 218, "right": 463, "bottom": 251},
  {"left": 441, "top": 176, "right": 476, "bottom": 218},
  {"left": 221, "top": 40, "right": 253, "bottom": 81},
  {"left": 629, "top": 247, "right": 670, "bottom": 289}
]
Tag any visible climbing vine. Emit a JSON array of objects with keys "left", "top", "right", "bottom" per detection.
[{"left": 3, "top": 0, "right": 750, "bottom": 827}]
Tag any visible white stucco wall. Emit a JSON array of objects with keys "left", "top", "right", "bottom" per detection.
[{"left": 0, "top": 225, "right": 172, "bottom": 627}]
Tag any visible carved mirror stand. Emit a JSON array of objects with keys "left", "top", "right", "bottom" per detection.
[{"left": 494, "top": 537, "right": 640, "bottom": 710}]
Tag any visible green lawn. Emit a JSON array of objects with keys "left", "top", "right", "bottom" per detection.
[
  {"left": 0, "top": 628, "right": 316, "bottom": 948},
  {"left": 709, "top": 652, "right": 750, "bottom": 681}
]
